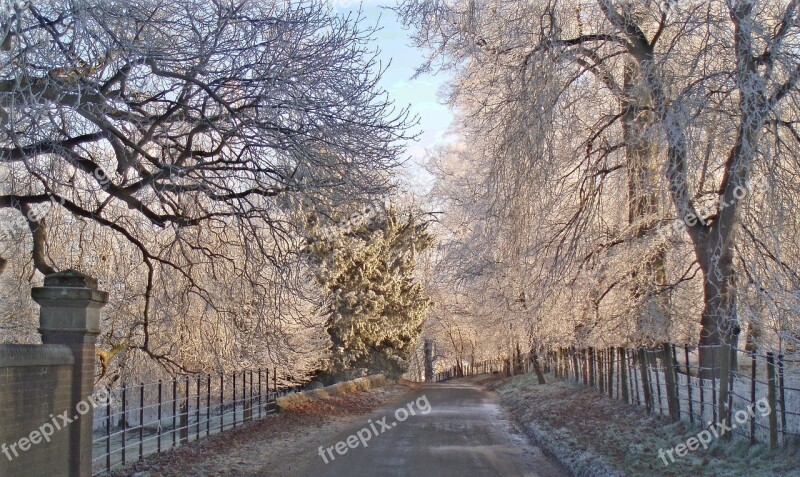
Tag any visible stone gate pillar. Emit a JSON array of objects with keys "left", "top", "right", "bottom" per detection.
[{"left": 32, "top": 270, "right": 107, "bottom": 477}]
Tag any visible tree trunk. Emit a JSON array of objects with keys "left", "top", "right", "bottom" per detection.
[
  {"left": 530, "top": 352, "right": 546, "bottom": 384},
  {"left": 423, "top": 339, "right": 434, "bottom": 382},
  {"left": 602, "top": 0, "right": 762, "bottom": 383},
  {"left": 697, "top": 233, "right": 740, "bottom": 380},
  {"left": 622, "top": 58, "right": 669, "bottom": 344}
]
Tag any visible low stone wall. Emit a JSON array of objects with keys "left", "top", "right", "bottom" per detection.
[
  {"left": 276, "top": 374, "right": 390, "bottom": 411},
  {"left": 0, "top": 344, "right": 75, "bottom": 477}
]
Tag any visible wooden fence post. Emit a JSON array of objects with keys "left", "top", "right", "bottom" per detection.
[
  {"left": 572, "top": 347, "right": 579, "bottom": 383},
  {"left": 560, "top": 349, "right": 565, "bottom": 378},
  {"left": 653, "top": 351, "right": 663, "bottom": 415},
  {"left": 717, "top": 344, "right": 732, "bottom": 440},
  {"left": 598, "top": 349, "right": 605, "bottom": 392},
  {"left": 697, "top": 350, "right": 705, "bottom": 424},
  {"left": 619, "top": 347, "right": 629, "bottom": 404},
  {"left": 638, "top": 348, "right": 652, "bottom": 414},
  {"left": 566, "top": 348, "right": 572, "bottom": 379},
  {"left": 582, "top": 349, "right": 588, "bottom": 385},
  {"left": 663, "top": 343, "right": 680, "bottom": 421},
  {"left": 631, "top": 349, "right": 641, "bottom": 406},
  {"left": 553, "top": 348, "right": 564, "bottom": 378},
  {"left": 607, "top": 347, "right": 614, "bottom": 399},
  {"left": 766, "top": 352, "right": 778, "bottom": 448},
  {"left": 710, "top": 350, "right": 717, "bottom": 424}
]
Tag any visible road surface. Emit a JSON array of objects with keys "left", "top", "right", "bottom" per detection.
[{"left": 284, "top": 382, "right": 569, "bottom": 477}]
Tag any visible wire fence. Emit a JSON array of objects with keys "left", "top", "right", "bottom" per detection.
[
  {"left": 91, "top": 368, "right": 306, "bottom": 476},
  {"left": 435, "top": 344, "right": 800, "bottom": 448}
]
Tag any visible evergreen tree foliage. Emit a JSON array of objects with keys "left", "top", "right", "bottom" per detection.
[{"left": 306, "top": 207, "right": 433, "bottom": 381}]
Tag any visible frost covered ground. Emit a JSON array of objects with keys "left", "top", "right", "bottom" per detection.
[{"left": 466, "top": 373, "right": 800, "bottom": 477}]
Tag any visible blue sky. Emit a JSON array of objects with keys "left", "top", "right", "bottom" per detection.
[{"left": 332, "top": 1, "right": 455, "bottom": 192}]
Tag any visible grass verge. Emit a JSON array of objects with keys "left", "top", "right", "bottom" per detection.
[{"left": 468, "top": 373, "right": 799, "bottom": 477}]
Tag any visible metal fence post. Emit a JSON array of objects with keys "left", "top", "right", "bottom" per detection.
[
  {"left": 196, "top": 375, "right": 201, "bottom": 439},
  {"left": 172, "top": 378, "right": 177, "bottom": 448},
  {"left": 122, "top": 383, "right": 127, "bottom": 465},
  {"left": 106, "top": 388, "right": 112, "bottom": 472},
  {"left": 750, "top": 351, "right": 757, "bottom": 444},
  {"left": 139, "top": 382, "right": 144, "bottom": 459},
  {"left": 778, "top": 354, "right": 787, "bottom": 443},
  {"left": 158, "top": 380, "right": 163, "bottom": 453},
  {"left": 180, "top": 377, "right": 189, "bottom": 444},
  {"left": 607, "top": 347, "right": 614, "bottom": 399},
  {"left": 684, "top": 345, "right": 693, "bottom": 424}
]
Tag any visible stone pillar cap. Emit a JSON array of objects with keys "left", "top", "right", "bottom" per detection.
[{"left": 43, "top": 269, "right": 98, "bottom": 289}]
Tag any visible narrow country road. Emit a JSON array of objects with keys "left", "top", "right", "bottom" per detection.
[{"left": 282, "top": 382, "right": 569, "bottom": 477}]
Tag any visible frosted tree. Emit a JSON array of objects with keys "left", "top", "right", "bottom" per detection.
[
  {"left": 419, "top": 144, "right": 517, "bottom": 367},
  {"left": 305, "top": 206, "right": 433, "bottom": 381},
  {"left": 399, "top": 0, "right": 800, "bottom": 379},
  {"left": 0, "top": 0, "right": 414, "bottom": 371}
]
